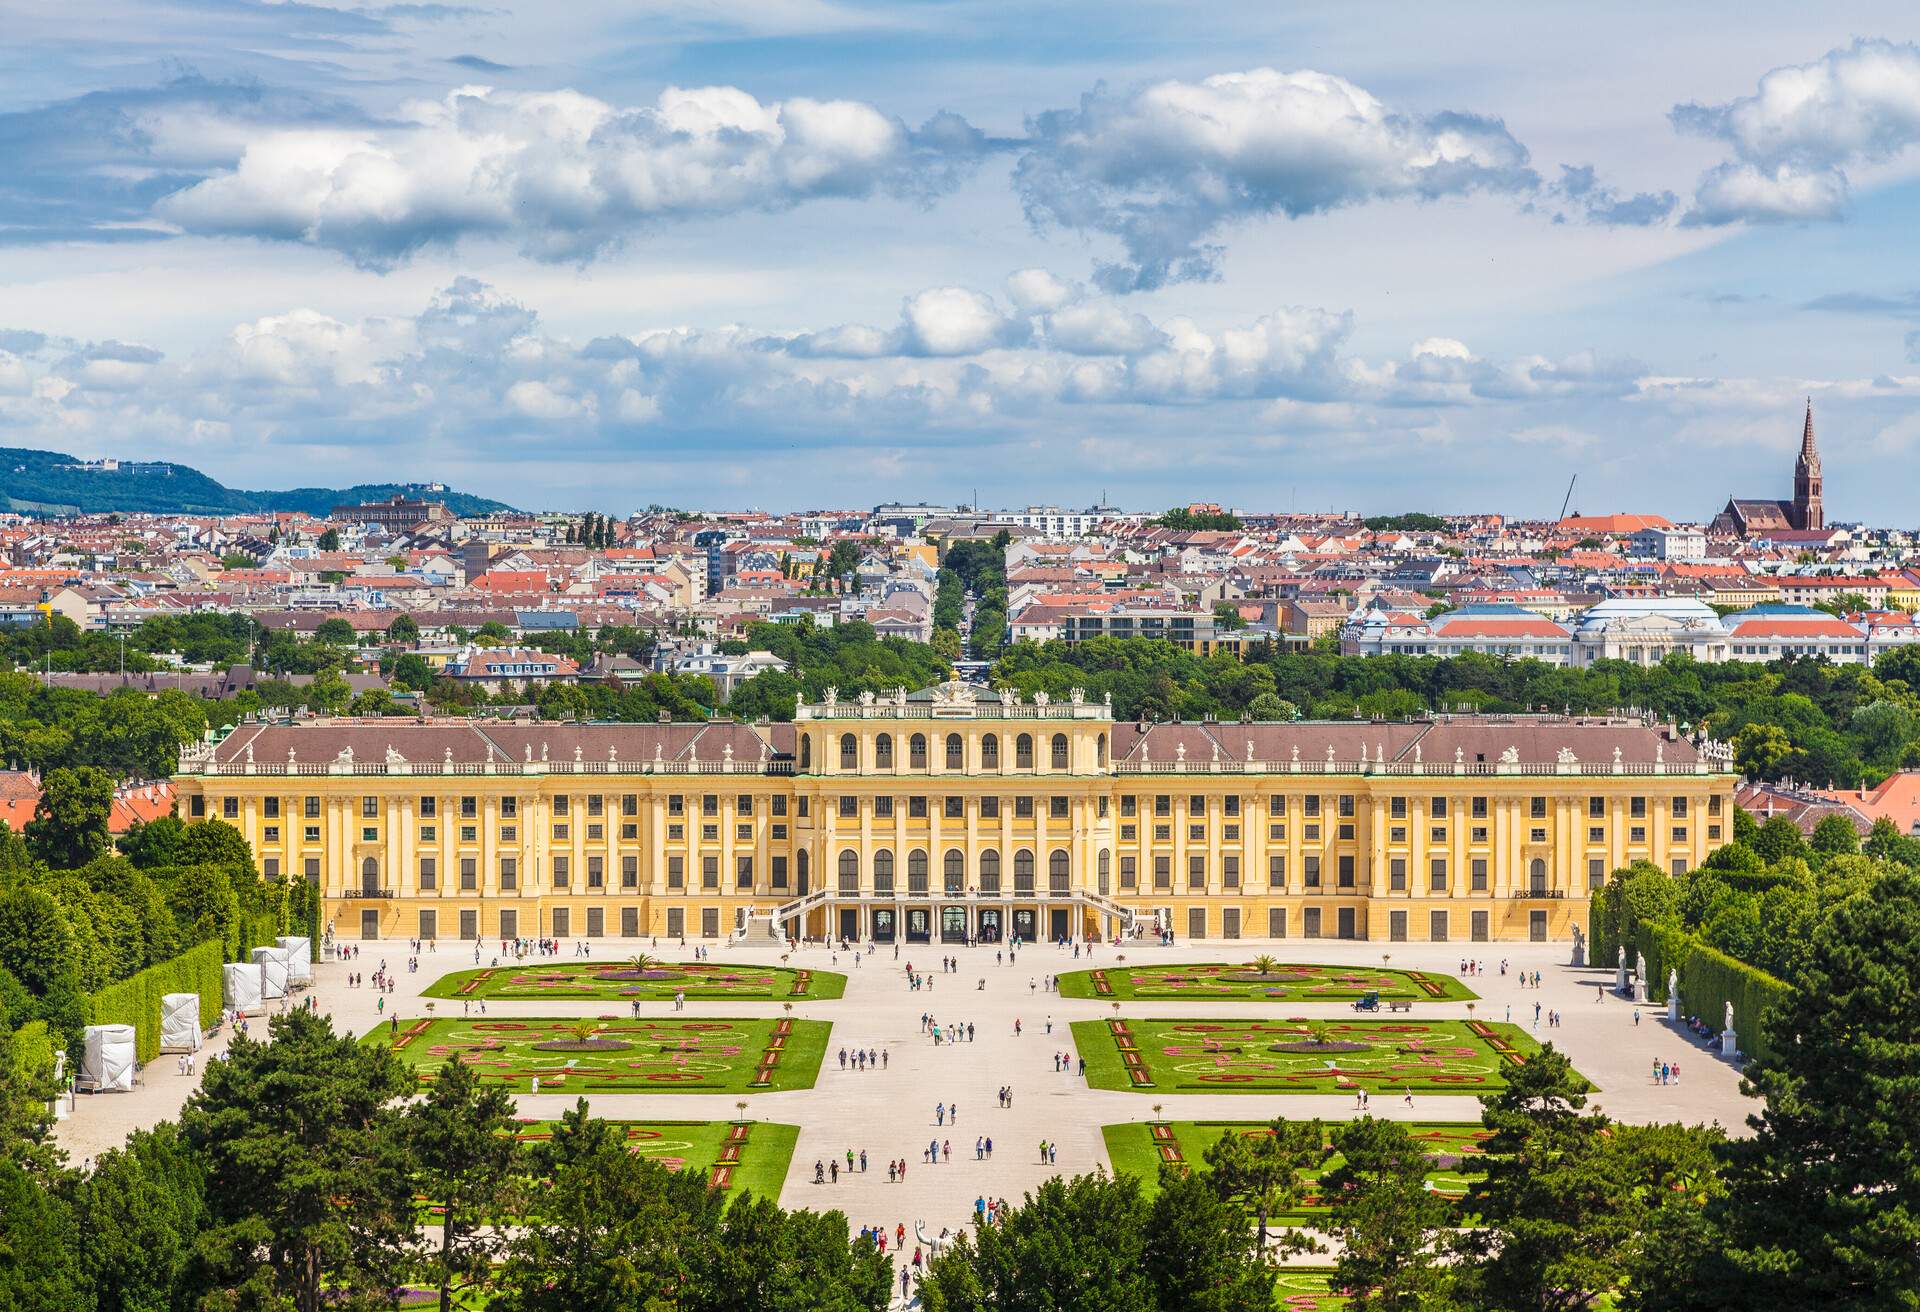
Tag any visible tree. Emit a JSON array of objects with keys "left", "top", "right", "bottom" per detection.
[
  {"left": 1808, "top": 814, "right": 1860, "bottom": 858},
  {"left": 919, "top": 1171, "right": 1156, "bottom": 1312},
  {"left": 1199, "top": 1117, "right": 1322, "bottom": 1258},
  {"left": 1140, "top": 1165, "right": 1274, "bottom": 1312},
  {"left": 409, "top": 1059, "right": 523, "bottom": 1312},
  {"left": 1450, "top": 1045, "right": 1626, "bottom": 1312},
  {"left": 174, "top": 818, "right": 254, "bottom": 876},
  {"left": 117, "top": 814, "right": 184, "bottom": 868},
  {"left": 1323, "top": 1117, "right": 1453, "bottom": 1312},
  {"left": 1152, "top": 506, "right": 1242, "bottom": 531},
  {"left": 1213, "top": 601, "right": 1248, "bottom": 631},
  {"left": 313, "top": 618, "right": 356, "bottom": 646},
  {"left": 387, "top": 614, "right": 420, "bottom": 645},
  {"left": 1247, "top": 693, "right": 1297, "bottom": 721},
  {"left": 24, "top": 765, "right": 115, "bottom": 869},
  {"left": 1678, "top": 867, "right": 1920, "bottom": 1311},
  {"left": 495, "top": 1098, "right": 722, "bottom": 1312},
  {"left": 701, "top": 1190, "right": 891, "bottom": 1312},
  {"left": 181, "top": 1009, "right": 415, "bottom": 1312},
  {"left": 0, "top": 886, "right": 80, "bottom": 1000},
  {"left": 0, "top": 1159, "right": 82, "bottom": 1310},
  {"left": 316, "top": 528, "right": 341, "bottom": 551},
  {"left": 72, "top": 1122, "right": 209, "bottom": 1312}
]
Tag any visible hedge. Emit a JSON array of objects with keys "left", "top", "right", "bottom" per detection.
[
  {"left": 11, "top": 1020, "right": 54, "bottom": 1085},
  {"left": 1625, "top": 922, "right": 1792, "bottom": 1065},
  {"left": 82, "top": 940, "right": 225, "bottom": 1064}
]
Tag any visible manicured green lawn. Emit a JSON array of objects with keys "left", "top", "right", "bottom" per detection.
[
  {"left": 1073, "top": 1016, "right": 1583, "bottom": 1094},
  {"left": 371, "top": 1016, "right": 830, "bottom": 1093},
  {"left": 1056, "top": 961, "right": 1476, "bottom": 1002},
  {"left": 422, "top": 960, "right": 845, "bottom": 1002},
  {"left": 1102, "top": 1120, "right": 1491, "bottom": 1221}
]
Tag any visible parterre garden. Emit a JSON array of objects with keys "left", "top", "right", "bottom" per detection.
[
  {"left": 1056, "top": 961, "right": 1477, "bottom": 1002},
  {"left": 373, "top": 1016, "right": 830, "bottom": 1093},
  {"left": 1103, "top": 1119, "right": 1492, "bottom": 1221},
  {"left": 422, "top": 960, "right": 845, "bottom": 1001},
  {"left": 1074, "top": 1016, "right": 1578, "bottom": 1093}
]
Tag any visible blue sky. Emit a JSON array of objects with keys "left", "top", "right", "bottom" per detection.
[{"left": 3, "top": 1, "right": 1920, "bottom": 518}]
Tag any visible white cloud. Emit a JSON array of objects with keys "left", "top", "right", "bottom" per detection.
[
  {"left": 1674, "top": 38, "right": 1920, "bottom": 225},
  {"left": 1015, "top": 68, "right": 1537, "bottom": 291},
  {"left": 154, "top": 84, "right": 989, "bottom": 266},
  {"left": 1004, "top": 268, "right": 1080, "bottom": 313}
]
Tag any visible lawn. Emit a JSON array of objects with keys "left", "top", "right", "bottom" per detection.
[
  {"left": 1102, "top": 1120, "right": 1491, "bottom": 1221},
  {"left": 1056, "top": 961, "right": 1476, "bottom": 1003},
  {"left": 372, "top": 1016, "right": 831, "bottom": 1093},
  {"left": 1274, "top": 1269, "right": 1348, "bottom": 1310},
  {"left": 1073, "top": 1016, "right": 1583, "bottom": 1094},
  {"left": 422, "top": 960, "right": 845, "bottom": 1002}
]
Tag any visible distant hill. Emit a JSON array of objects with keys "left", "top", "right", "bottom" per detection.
[{"left": 0, "top": 448, "right": 515, "bottom": 517}]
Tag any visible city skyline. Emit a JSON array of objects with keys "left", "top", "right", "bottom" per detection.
[{"left": 5, "top": 4, "right": 1920, "bottom": 516}]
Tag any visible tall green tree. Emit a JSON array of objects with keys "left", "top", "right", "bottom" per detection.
[
  {"left": 1201, "top": 1117, "right": 1323, "bottom": 1257},
  {"left": 0, "top": 1158, "right": 82, "bottom": 1310},
  {"left": 1323, "top": 1116, "right": 1454, "bottom": 1312},
  {"left": 408, "top": 1058, "right": 523, "bottom": 1312},
  {"left": 919, "top": 1172, "right": 1157, "bottom": 1312},
  {"left": 701, "top": 1190, "right": 890, "bottom": 1312},
  {"left": 1140, "top": 1165, "right": 1273, "bottom": 1312},
  {"left": 181, "top": 1009, "right": 415, "bottom": 1312},
  {"left": 24, "top": 765, "right": 116, "bottom": 869},
  {"left": 72, "top": 1123, "right": 209, "bottom": 1312},
  {"left": 1671, "top": 867, "right": 1920, "bottom": 1311}
]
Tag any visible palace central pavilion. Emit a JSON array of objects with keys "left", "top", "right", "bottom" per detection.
[{"left": 175, "top": 681, "right": 1736, "bottom": 946}]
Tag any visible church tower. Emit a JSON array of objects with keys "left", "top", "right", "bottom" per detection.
[{"left": 1792, "top": 398, "right": 1823, "bottom": 530}]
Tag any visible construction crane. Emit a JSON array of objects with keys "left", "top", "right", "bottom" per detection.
[{"left": 1557, "top": 474, "right": 1578, "bottom": 522}]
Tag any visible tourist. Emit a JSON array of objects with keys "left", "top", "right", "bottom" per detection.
[
  {"left": 888, "top": 1161, "right": 897, "bottom": 1183},
  {"left": 943, "top": 1140, "right": 951, "bottom": 1162},
  {"left": 830, "top": 1160, "right": 838, "bottom": 1182},
  {"left": 936, "top": 1102, "right": 945, "bottom": 1126},
  {"left": 846, "top": 1148, "right": 855, "bottom": 1174}
]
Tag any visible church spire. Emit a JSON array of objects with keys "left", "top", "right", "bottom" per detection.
[
  {"left": 1800, "top": 396, "right": 1818, "bottom": 465},
  {"left": 1793, "top": 397, "right": 1823, "bottom": 531}
]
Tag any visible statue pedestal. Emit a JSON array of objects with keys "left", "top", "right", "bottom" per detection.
[
  {"left": 1667, "top": 996, "right": 1678, "bottom": 1023},
  {"left": 1633, "top": 977, "right": 1648, "bottom": 1004},
  {"left": 1570, "top": 941, "right": 1585, "bottom": 968},
  {"left": 1721, "top": 1030, "right": 1738, "bottom": 1059},
  {"left": 1616, "top": 963, "right": 1627, "bottom": 993}
]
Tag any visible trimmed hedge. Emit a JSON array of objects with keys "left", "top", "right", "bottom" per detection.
[
  {"left": 1675, "top": 940, "right": 1791, "bottom": 1065},
  {"left": 11, "top": 1020, "right": 54, "bottom": 1084},
  {"left": 82, "top": 940, "right": 224, "bottom": 1064}
]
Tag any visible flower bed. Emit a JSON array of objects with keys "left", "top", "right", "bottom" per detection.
[
  {"left": 421, "top": 961, "right": 846, "bottom": 1002},
  {"left": 1057, "top": 962, "right": 1476, "bottom": 1003}
]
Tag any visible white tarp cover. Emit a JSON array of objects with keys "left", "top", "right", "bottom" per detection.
[
  {"left": 82, "top": 1024, "right": 136, "bottom": 1092},
  {"left": 223, "top": 961, "right": 264, "bottom": 1013},
  {"left": 276, "top": 936, "right": 313, "bottom": 984},
  {"left": 251, "top": 946, "right": 290, "bottom": 999},
  {"left": 159, "top": 993, "right": 202, "bottom": 1053}
]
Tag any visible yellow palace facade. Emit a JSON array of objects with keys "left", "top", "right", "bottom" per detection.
[{"left": 174, "top": 682, "right": 1736, "bottom": 947}]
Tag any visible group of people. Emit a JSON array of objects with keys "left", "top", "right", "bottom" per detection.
[
  {"left": 1652, "top": 1057, "right": 1682, "bottom": 1085},
  {"left": 922, "top": 1015, "right": 975, "bottom": 1045},
  {"left": 837, "top": 1046, "right": 888, "bottom": 1070}
]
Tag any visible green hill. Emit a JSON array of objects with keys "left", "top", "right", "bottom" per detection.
[{"left": 0, "top": 448, "right": 514, "bottom": 517}]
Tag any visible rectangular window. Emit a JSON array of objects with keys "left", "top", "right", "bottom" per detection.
[
  {"left": 1223, "top": 855, "right": 1240, "bottom": 889},
  {"left": 1304, "top": 855, "right": 1321, "bottom": 888},
  {"left": 875, "top": 797, "right": 893, "bottom": 818},
  {"left": 1430, "top": 796, "right": 1447, "bottom": 818},
  {"left": 263, "top": 826, "right": 279, "bottom": 844},
  {"left": 460, "top": 796, "right": 476, "bottom": 818},
  {"left": 1153, "top": 856, "right": 1171, "bottom": 890},
  {"left": 1390, "top": 857, "right": 1406, "bottom": 891},
  {"left": 701, "top": 908, "right": 720, "bottom": 940},
  {"left": 1530, "top": 828, "right": 1547, "bottom": 843},
  {"left": 1471, "top": 858, "right": 1487, "bottom": 891},
  {"left": 1589, "top": 796, "right": 1604, "bottom": 818},
  {"left": 1589, "top": 826, "right": 1605, "bottom": 843},
  {"left": 1337, "top": 824, "right": 1355, "bottom": 841},
  {"left": 1631, "top": 796, "right": 1647, "bottom": 818},
  {"left": 1390, "top": 796, "right": 1407, "bottom": 819},
  {"left": 1268, "top": 854, "right": 1286, "bottom": 888},
  {"left": 587, "top": 856, "right": 604, "bottom": 888},
  {"left": 586, "top": 907, "right": 605, "bottom": 937},
  {"left": 668, "top": 795, "right": 684, "bottom": 816},
  {"left": 1120, "top": 856, "right": 1137, "bottom": 889},
  {"left": 736, "top": 825, "right": 751, "bottom": 841},
  {"left": 736, "top": 794, "right": 753, "bottom": 816},
  {"left": 501, "top": 797, "right": 517, "bottom": 818},
  {"left": 1268, "top": 907, "right": 1286, "bottom": 938},
  {"left": 419, "top": 910, "right": 437, "bottom": 940},
  {"left": 1338, "top": 795, "right": 1355, "bottom": 818},
  {"left": 1472, "top": 826, "right": 1488, "bottom": 843},
  {"left": 1589, "top": 858, "right": 1605, "bottom": 889},
  {"left": 909, "top": 796, "right": 928, "bottom": 818},
  {"left": 461, "top": 858, "right": 477, "bottom": 891},
  {"left": 1472, "top": 909, "right": 1489, "bottom": 942},
  {"left": 701, "top": 856, "right": 719, "bottom": 889},
  {"left": 305, "top": 796, "right": 320, "bottom": 818},
  {"left": 1430, "top": 910, "right": 1448, "bottom": 942},
  {"left": 1268, "top": 795, "right": 1287, "bottom": 816},
  {"left": 1672, "top": 827, "right": 1687, "bottom": 843},
  {"left": 1121, "top": 795, "right": 1137, "bottom": 817},
  {"left": 1155, "top": 795, "right": 1171, "bottom": 817},
  {"left": 361, "top": 827, "right": 377, "bottom": 843},
  {"left": 262, "top": 857, "right": 279, "bottom": 878},
  {"left": 621, "top": 907, "right": 639, "bottom": 937},
  {"left": 361, "top": 796, "right": 378, "bottom": 818},
  {"left": 1530, "top": 797, "right": 1546, "bottom": 819},
  {"left": 1631, "top": 827, "right": 1646, "bottom": 843},
  {"left": 623, "top": 793, "right": 638, "bottom": 816},
  {"left": 500, "top": 826, "right": 517, "bottom": 842},
  {"left": 1189, "top": 825, "right": 1205, "bottom": 841},
  {"left": 500, "top": 858, "right": 517, "bottom": 891},
  {"left": 623, "top": 855, "right": 638, "bottom": 888},
  {"left": 1708, "top": 795, "right": 1723, "bottom": 815},
  {"left": 1337, "top": 855, "right": 1355, "bottom": 888},
  {"left": 552, "top": 908, "right": 570, "bottom": 938},
  {"left": 702, "top": 795, "right": 718, "bottom": 817},
  {"left": 668, "top": 856, "right": 684, "bottom": 889},
  {"left": 980, "top": 796, "right": 999, "bottom": 818},
  {"left": 552, "top": 856, "right": 568, "bottom": 889},
  {"left": 555, "top": 796, "right": 571, "bottom": 816},
  {"left": 1051, "top": 797, "right": 1069, "bottom": 819},
  {"left": 1430, "top": 857, "right": 1447, "bottom": 891},
  {"left": 839, "top": 797, "right": 858, "bottom": 818},
  {"left": 1673, "top": 797, "right": 1689, "bottom": 818},
  {"left": 460, "top": 909, "right": 477, "bottom": 941},
  {"left": 1303, "top": 795, "right": 1321, "bottom": 818},
  {"left": 1269, "top": 823, "right": 1286, "bottom": 840},
  {"left": 1222, "top": 907, "right": 1240, "bottom": 939},
  {"left": 772, "top": 856, "right": 788, "bottom": 889},
  {"left": 1304, "top": 907, "right": 1322, "bottom": 939},
  {"left": 1187, "top": 907, "right": 1206, "bottom": 940},
  {"left": 1189, "top": 795, "right": 1206, "bottom": 816},
  {"left": 1188, "top": 855, "right": 1206, "bottom": 889},
  {"left": 622, "top": 823, "right": 638, "bottom": 840},
  {"left": 419, "top": 857, "right": 436, "bottom": 890},
  {"left": 1472, "top": 796, "right": 1487, "bottom": 819},
  {"left": 667, "top": 908, "right": 684, "bottom": 938},
  {"left": 1015, "top": 797, "right": 1034, "bottom": 818},
  {"left": 736, "top": 856, "right": 754, "bottom": 889},
  {"left": 305, "top": 826, "right": 320, "bottom": 842},
  {"left": 945, "top": 797, "right": 964, "bottom": 819},
  {"left": 264, "top": 796, "right": 281, "bottom": 819},
  {"left": 1430, "top": 827, "right": 1446, "bottom": 843}
]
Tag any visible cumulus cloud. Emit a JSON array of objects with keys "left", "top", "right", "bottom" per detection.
[
  {"left": 1543, "top": 165, "right": 1676, "bottom": 226},
  {"left": 153, "top": 83, "right": 991, "bottom": 266},
  {"left": 1014, "top": 68, "right": 1537, "bottom": 292},
  {"left": 1674, "top": 38, "right": 1920, "bottom": 225}
]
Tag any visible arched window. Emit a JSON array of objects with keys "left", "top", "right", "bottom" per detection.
[
  {"left": 838, "top": 849, "right": 859, "bottom": 893},
  {"left": 908, "top": 849, "right": 929, "bottom": 893},
  {"left": 839, "top": 733, "right": 858, "bottom": 770},
  {"left": 1096, "top": 733, "right": 1107, "bottom": 768},
  {"left": 981, "top": 733, "right": 1000, "bottom": 768},
  {"left": 1049, "top": 849, "right": 1070, "bottom": 893},
  {"left": 799, "top": 735, "right": 811, "bottom": 771},
  {"left": 909, "top": 733, "right": 928, "bottom": 769},
  {"left": 944, "top": 848, "right": 965, "bottom": 893},
  {"left": 945, "top": 733, "right": 964, "bottom": 770},
  {"left": 1097, "top": 849, "right": 1111, "bottom": 895},
  {"left": 1015, "top": 734, "right": 1034, "bottom": 768},
  {"left": 1529, "top": 858, "right": 1547, "bottom": 894},
  {"left": 979, "top": 850, "right": 1001, "bottom": 892},
  {"left": 361, "top": 856, "right": 380, "bottom": 895},
  {"left": 873, "top": 850, "right": 895, "bottom": 893},
  {"left": 1051, "top": 733, "right": 1069, "bottom": 769},
  {"left": 1014, "top": 849, "right": 1035, "bottom": 893},
  {"left": 875, "top": 733, "right": 893, "bottom": 769}
]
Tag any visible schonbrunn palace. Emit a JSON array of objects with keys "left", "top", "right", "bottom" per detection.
[{"left": 174, "top": 681, "right": 1736, "bottom": 946}]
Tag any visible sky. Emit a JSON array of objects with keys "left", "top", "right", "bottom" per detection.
[{"left": 4, "top": 2, "right": 1920, "bottom": 519}]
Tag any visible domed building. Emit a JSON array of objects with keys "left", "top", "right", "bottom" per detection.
[{"left": 1570, "top": 597, "right": 1730, "bottom": 667}]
